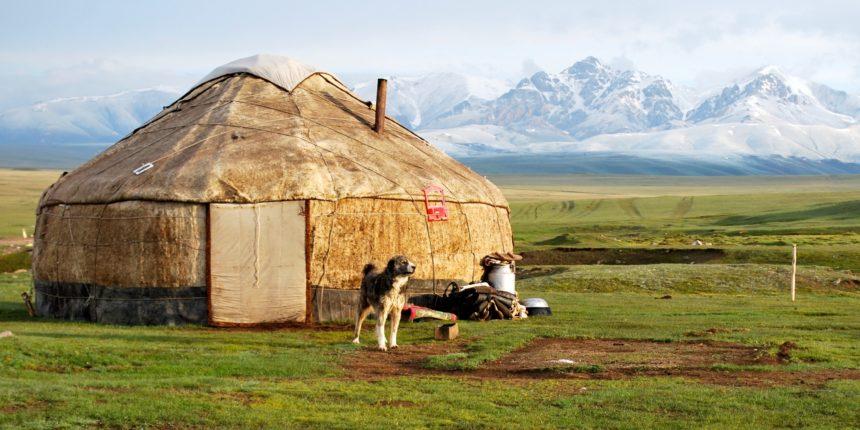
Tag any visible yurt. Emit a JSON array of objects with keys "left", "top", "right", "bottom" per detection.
[{"left": 32, "top": 55, "right": 513, "bottom": 325}]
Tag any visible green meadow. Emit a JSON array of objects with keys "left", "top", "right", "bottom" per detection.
[
  {"left": 497, "top": 175, "right": 860, "bottom": 271},
  {"left": 2, "top": 267, "right": 858, "bottom": 428},
  {"left": 0, "top": 169, "right": 59, "bottom": 238},
  {"left": 1, "top": 169, "right": 859, "bottom": 428}
]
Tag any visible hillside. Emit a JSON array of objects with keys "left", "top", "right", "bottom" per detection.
[{"left": 0, "top": 88, "right": 177, "bottom": 145}]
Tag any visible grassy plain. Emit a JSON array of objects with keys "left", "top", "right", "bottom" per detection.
[
  {"left": 2, "top": 270, "right": 859, "bottom": 428},
  {"left": 1, "top": 169, "right": 859, "bottom": 428},
  {"left": 496, "top": 175, "right": 860, "bottom": 271},
  {"left": 0, "top": 169, "right": 58, "bottom": 238}
]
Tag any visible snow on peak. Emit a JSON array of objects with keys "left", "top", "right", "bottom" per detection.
[
  {"left": 437, "top": 56, "right": 685, "bottom": 140},
  {"left": 734, "top": 65, "right": 815, "bottom": 100},
  {"left": 562, "top": 56, "right": 608, "bottom": 78},
  {"left": 415, "top": 59, "right": 860, "bottom": 163},
  {"left": 687, "top": 65, "right": 853, "bottom": 127},
  {"left": 755, "top": 65, "right": 784, "bottom": 77}
]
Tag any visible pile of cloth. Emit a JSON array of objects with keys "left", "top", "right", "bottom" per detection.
[
  {"left": 406, "top": 282, "right": 528, "bottom": 321},
  {"left": 407, "top": 252, "right": 527, "bottom": 321},
  {"left": 441, "top": 282, "right": 528, "bottom": 321}
]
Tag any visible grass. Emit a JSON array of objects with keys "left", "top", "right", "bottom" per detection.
[
  {"left": 0, "top": 250, "right": 30, "bottom": 273},
  {"left": 508, "top": 191, "right": 860, "bottom": 248},
  {"left": 519, "top": 264, "right": 859, "bottom": 295},
  {"left": 1, "top": 170, "right": 859, "bottom": 427},
  {"left": 0, "top": 169, "right": 59, "bottom": 238},
  {"left": 495, "top": 175, "right": 860, "bottom": 272},
  {"left": 2, "top": 270, "right": 859, "bottom": 428}
]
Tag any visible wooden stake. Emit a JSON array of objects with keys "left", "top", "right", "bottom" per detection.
[
  {"left": 791, "top": 244, "right": 797, "bottom": 302},
  {"left": 374, "top": 78, "right": 387, "bottom": 133},
  {"left": 21, "top": 292, "right": 35, "bottom": 317}
]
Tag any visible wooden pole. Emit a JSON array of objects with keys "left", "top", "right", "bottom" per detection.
[
  {"left": 21, "top": 292, "right": 35, "bottom": 317},
  {"left": 791, "top": 244, "right": 797, "bottom": 302},
  {"left": 374, "top": 78, "right": 387, "bottom": 133}
]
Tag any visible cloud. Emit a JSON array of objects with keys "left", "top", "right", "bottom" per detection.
[
  {"left": 608, "top": 56, "right": 636, "bottom": 73},
  {"left": 520, "top": 58, "right": 543, "bottom": 78},
  {"left": 0, "top": 59, "right": 196, "bottom": 110},
  {"left": 1, "top": 0, "right": 859, "bottom": 108}
]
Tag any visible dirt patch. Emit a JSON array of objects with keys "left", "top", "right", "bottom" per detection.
[
  {"left": 344, "top": 340, "right": 466, "bottom": 379},
  {"left": 686, "top": 369, "right": 860, "bottom": 387},
  {"left": 0, "top": 237, "right": 32, "bottom": 249},
  {"left": 81, "top": 386, "right": 134, "bottom": 394},
  {"left": 684, "top": 327, "right": 750, "bottom": 337},
  {"left": 834, "top": 278, "right": 860, "bottom": 289},
  {"left": 213, "top": 391, "right": 266, "bottom": 406},
  {"left": 517, "top": 266, "right": 568, "bottom": 279},
  {"left": 777, "top": 341, "right": 798, "bottom": 362},
  {"left": 522, "top": 247, "right": 726, "bottom": 266},
  {"left": 343, "top": 338, "right": 860, "bottom": 387},
  {"left": 0, "top": 399, "right": 49, "bottom": 414},
  {"left": 374, "top": 399, "right": 417, "bottom": 408},
  {"left": 490, "top": 338, "right": 778, "bottom": 373}
]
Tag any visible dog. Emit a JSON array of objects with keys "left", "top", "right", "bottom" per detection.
[{"left": 352, "top": 255, "right": 416, "bottom": 351}]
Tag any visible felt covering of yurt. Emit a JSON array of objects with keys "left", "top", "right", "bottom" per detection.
[{"left": 32, "top": 54, "right": 513, "bottom": 325}]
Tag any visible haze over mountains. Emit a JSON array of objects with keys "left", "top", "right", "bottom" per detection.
[
  {"left": 0, "top": 88, "right": 179, "bottom": 145},
  {"left": 2, "top": 57, "right": 859, "bottom": 174}
]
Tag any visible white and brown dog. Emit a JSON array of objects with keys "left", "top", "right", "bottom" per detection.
[{"left": 352, "top": 255, "right": 416, "bottom": 351}]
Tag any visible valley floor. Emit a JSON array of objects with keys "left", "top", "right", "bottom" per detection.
[
  {"left": 1, "top": 170, "right": 859, "bottom": 428},
  {"left": 1, "top": 269, "right": 858, "bottom": 428}
]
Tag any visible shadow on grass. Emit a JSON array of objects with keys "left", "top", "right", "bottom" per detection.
[
  {"left": 16, "top": 331, "right": 330, "bottom": 349},
  {"left": 0, "top": 300, "right": 350, "bottom": 348},
  {"left": 716, "top": 201, "right": 860, "bottom": 226}
]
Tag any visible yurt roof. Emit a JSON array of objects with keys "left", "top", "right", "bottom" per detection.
[
  {"left": 196, "top": 54, "right": 319, "bottom": 92},
  {"left": 39, "top": 55, "right": 508, "bottom": 209}
]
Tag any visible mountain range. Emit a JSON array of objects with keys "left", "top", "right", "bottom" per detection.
[
  {"left": 0, "top": 88, "right": 179, "bottom": 145},
  {"left": 1, "top": 57, "right": 859, "bottom": 174},
  {"left": 391, "top": 58, "right": 860, "bottom": 163}
]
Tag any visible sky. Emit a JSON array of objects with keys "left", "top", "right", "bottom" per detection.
[{"left": 1, "top": 0, "right": 859, "bottom": 109}]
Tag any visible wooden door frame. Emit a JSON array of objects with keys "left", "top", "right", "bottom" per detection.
[{"left": 205, "top": 201, "right": 309, "bottom": 327}]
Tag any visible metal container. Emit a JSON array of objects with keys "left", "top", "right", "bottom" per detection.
[
  {"left": 522, "top": 297, "right": 552, "bottom": 316},
  {"left": 487, "top": 264, "right": 516, "bottom": 294}
]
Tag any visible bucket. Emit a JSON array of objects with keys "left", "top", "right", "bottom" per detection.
[{"left": 487, "top": 264, "right": 516, "bottom": 294}]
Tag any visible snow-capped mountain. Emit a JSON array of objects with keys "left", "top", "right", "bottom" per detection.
[
  {"left": 808, "top": 83, "right": 860, "bottom": 119},
  {"left": 429, "top": 57, "right": 689, "bottom": 141},
  {"left": 0, "top": 88, "right": 178, "bottom": 144},
  {"left": 686, "top": 66, "right": 856, "bottom": 127},
  {"left": 352, "top": 72, "right": 510, "bottom": 129},
  {"left": 416, "top": 60, "right": 860, "bottom": 162}
]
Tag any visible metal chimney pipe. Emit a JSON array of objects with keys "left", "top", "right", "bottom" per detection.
[{"left": 374, "top": 78, "right": 387, "bottom": 133}]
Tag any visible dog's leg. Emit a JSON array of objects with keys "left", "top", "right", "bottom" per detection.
[
  {"left": 389, "top": 303, "right": 402, "bottom": 349},
  {"left": 376, "top": 304, "right": 390, "bottom": 351},
  {"left": 352, "top": 305, "right": 372, "bottom": 344}
]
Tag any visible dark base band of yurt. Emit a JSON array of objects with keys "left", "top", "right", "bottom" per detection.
[{"left": 32, "top": 54, "right": 514, "bottom": 325}]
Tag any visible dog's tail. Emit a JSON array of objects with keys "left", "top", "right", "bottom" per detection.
[{"left": 362, "top": 263, "right": 376, "bottom": 277}]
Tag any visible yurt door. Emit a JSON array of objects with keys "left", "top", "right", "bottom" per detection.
[{"left": 208, "top": 201, "right": 306, "bottom": 325}]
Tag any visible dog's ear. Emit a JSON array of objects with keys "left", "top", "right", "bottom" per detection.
[{"left": 386, "top": 258, "right": 396, "bottom": 273}]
